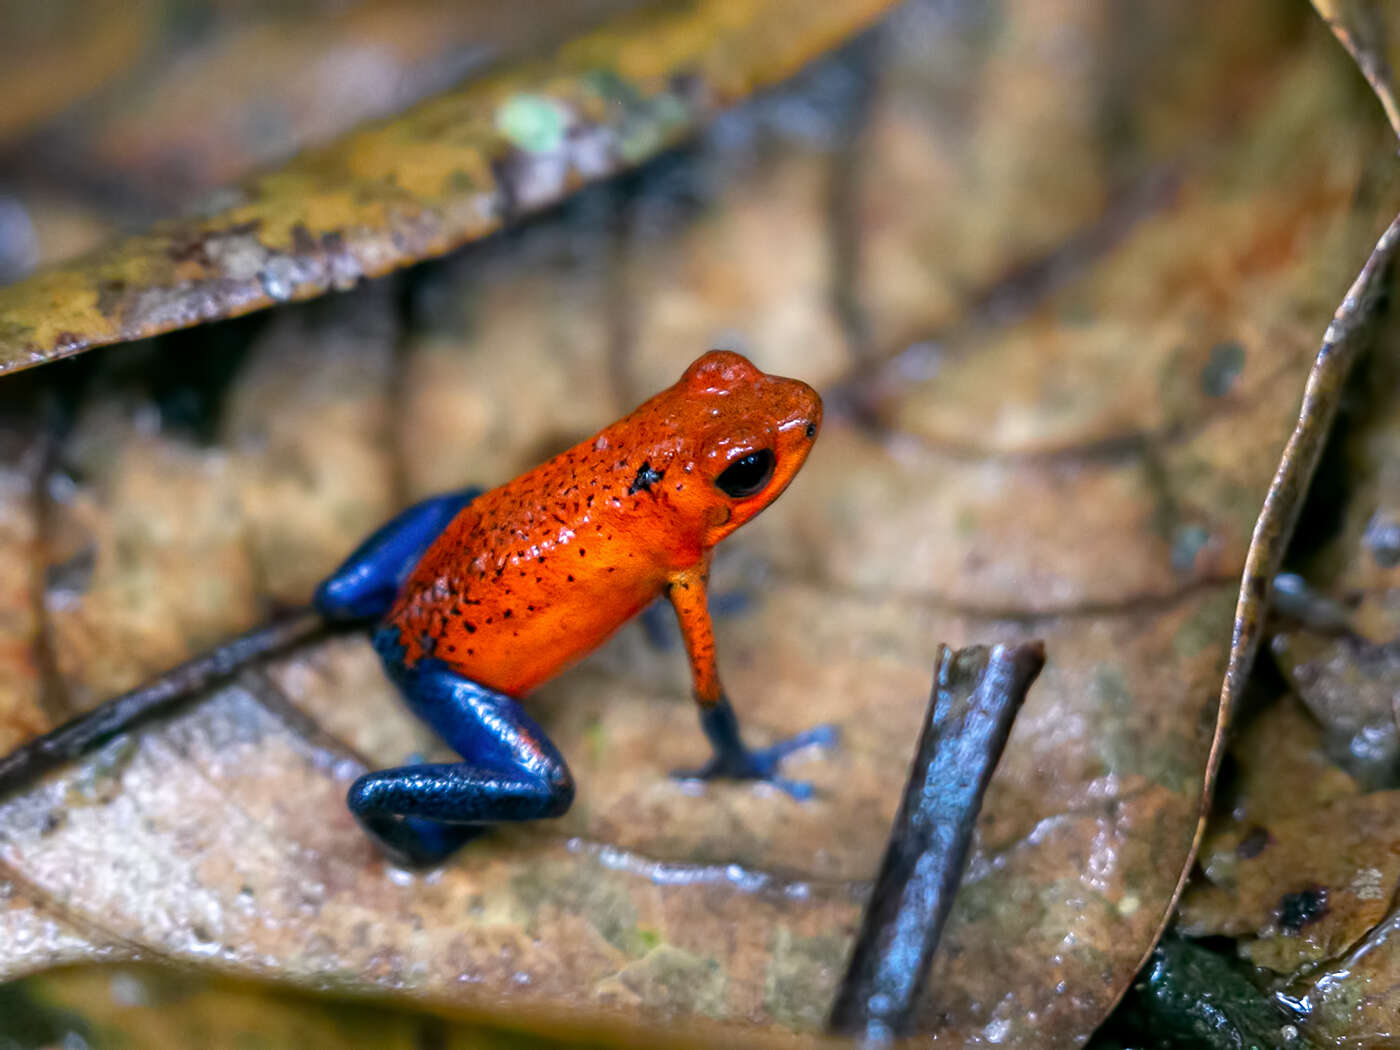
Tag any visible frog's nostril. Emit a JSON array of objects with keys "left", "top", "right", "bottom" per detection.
[{"left": 805, "top": 421, "right": 817, "bottom": 439}]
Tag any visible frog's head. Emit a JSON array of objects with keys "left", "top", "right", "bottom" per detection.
[{"left": 669, "top": 350, "right": 822, "bottom": 546}]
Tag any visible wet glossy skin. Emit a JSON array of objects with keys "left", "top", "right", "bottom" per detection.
[
  {"left": 386, "top": 350, "right": 822, "bottom": 700},
  {"left": 314, "top": 350, "right": 833, "bottom": 865}
]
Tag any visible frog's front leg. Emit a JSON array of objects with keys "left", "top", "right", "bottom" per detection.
[
  {"left": 665, "top": 563, "right": 838, "bottom": 800},
  {"left": 314, "top": 487, "right": 482, "bottom": 623},
  {"left": 350, "top": 630, "right": 575, "bottom": 866}
]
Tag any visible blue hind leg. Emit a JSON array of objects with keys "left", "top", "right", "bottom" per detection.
[
  {"left": 348, "top": 634, "right": 575, "bottom": 866},
  {"left": 313, "top": 487, "right": 481, "bottom": 622}
]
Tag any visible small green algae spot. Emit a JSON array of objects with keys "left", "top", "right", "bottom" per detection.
[
  {"left": 764, "top": 928, "right": 849, "bottom": 1031},
  {"left": 584, "top": 715, "right": 608, "bottom": 764},
  {"left": 510, "top": 861, "right": 647, "bottom": 955},
  {"left": 609, "top": 945, "right": 728, "bottom": 1018},
  {"left": 445, "top": 168, "right": 476, "bottom": 193},
  {"left": 0, "top": 318, "right": 36, "bottom": 344},
  {"left": 582, "top": 68, "right": 642, "bottom": 108},
  {"left": 618, "top": 94, "right": 691, "bottom": 162},
  {"left": 1091, "top": 665, "right": 1195, "bottom": 793},
  {"left": 1171, "top": 588, "right": 1235, "bottom": 661},
  {"left": 496, "top": 95, "right": 570, "bottom": 153},
  {"left": 952, "top": 862, "right": 1047, "bottom": 928}
]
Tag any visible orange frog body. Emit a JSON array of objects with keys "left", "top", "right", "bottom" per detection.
[{"left": 313, "top": 351, "right": 835, "bottom": 865}]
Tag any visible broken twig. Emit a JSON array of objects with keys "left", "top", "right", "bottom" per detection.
[
  {"left": 828, "top": 641, "right": 1045, "bottom": 1043},
  {"left": 0, "top": 608, "right": 330, "bottom": 798}
]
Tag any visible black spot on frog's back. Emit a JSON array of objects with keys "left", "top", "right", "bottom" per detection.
[{"left": 628, "top": 461, "right": 664, "bottom": 495}]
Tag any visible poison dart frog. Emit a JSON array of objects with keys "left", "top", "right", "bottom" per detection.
[{"left": 313, "top": 350, "right": 836, "bottom": 865}]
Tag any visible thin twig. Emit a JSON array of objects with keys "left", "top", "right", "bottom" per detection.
[
  {"left": 0, "top": 608, "right": 331, "bottom": 798},
  {"left": 828, "top": 640, "right": 1045, "bottom": 1043}
]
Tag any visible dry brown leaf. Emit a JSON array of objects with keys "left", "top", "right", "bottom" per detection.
[
  {"left": 1194, "top": 794, "right": 1400, "bottom": 975},
  {"left": 1176, "top": 272, "right": 1400, "bottom": 1043},
  {"left": 1153, "top": 6, "right": 1400, "bottom": 1044},
  {"left": 1183, "top": 701, "right": 1400, "bottom": 1046},
  {"left": 1177, "top": 698, "right": 1398, "bottom": 975},
  {"left": 0, "top": 876, "right": 122, "bottom": 977}
]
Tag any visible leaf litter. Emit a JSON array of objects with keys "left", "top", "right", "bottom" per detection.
[
  {"left": 2, "top": 1, "right": 1400, "bottom": 1047},
  {"left": 1113, "top": 1, "right": 1400, "bottom": 1045}
]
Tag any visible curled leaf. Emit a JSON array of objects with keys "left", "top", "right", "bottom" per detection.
[
  {"left": 0, "top": 0, "right": 897, "bottom": 377},
  {"left": 1213, "top": 209, "right": 1400, "bottom": 791}
]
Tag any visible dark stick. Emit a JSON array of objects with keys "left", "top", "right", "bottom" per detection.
[
  {"left": 0, "top": 608, "right": 331, "bottom": 798},
  {"left": 828, "top": 641, "right": 1045, "bottom": 1043}
]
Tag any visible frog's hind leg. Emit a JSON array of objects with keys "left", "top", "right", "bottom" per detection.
[
  {"left": 313, "top": 487, "right": 481, "bottom": 622},
  {"left": 348, "top": 655, "right": 574, "bottom": 866}
]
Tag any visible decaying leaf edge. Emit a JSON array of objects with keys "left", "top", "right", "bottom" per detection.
[{"left": 1120, "top": 210, "right": 1400, "bottom": 1017}]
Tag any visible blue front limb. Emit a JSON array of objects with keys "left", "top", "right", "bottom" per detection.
[
  {"left": 313, "top": 487, "right": 482, "bottom": 622},
  {"left": 351, "top": 630, "right": 575, "bottom": 866}
]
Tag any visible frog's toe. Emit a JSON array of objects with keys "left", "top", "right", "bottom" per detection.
[
  {"left": 749, "top": 723, "right": 840, "bottom": 770},
  {"left": 671, "top": 723, "right": 838, "bottom": 796},
  {"left": 669, "top": 762, "right": 815, "bottom": 801},
  {"left": 768, "top": 775, "right": 815, "bottom": 801}
]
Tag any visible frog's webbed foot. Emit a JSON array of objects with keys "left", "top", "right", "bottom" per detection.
[{"left": 671, "top": 696, "right": 838, "bottom": 801}]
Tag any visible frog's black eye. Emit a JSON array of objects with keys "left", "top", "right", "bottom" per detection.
[{"left": 715, "top": 449, "right": 775, "bottom": 499}]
